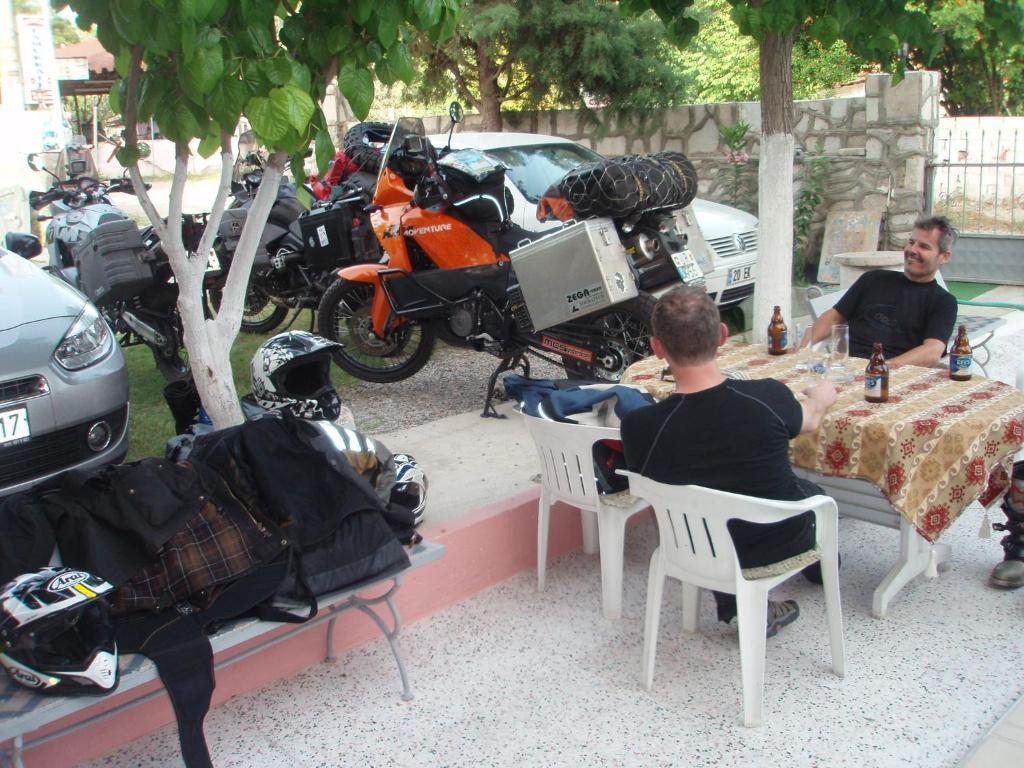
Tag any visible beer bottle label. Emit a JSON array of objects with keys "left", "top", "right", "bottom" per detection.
[
  {"left": 950, "top": 354, "right": 972, "bottom": 374},
  {"left": 865, "top": 374, "right": 883, "bottom": 398},
  {"left": 768, "top": 330, "right": 788, "bottom": 349}
]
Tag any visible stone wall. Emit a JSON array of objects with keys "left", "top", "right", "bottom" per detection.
[{"left": 385, "top": 71, "right": 942, "bottom": 263}]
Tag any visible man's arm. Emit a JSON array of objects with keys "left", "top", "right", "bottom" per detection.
[
  {"left": 810, "top": 307, "right": 846, "bottom": 345},
  {"left": 799, "top": 379, "right": 838, "bottom": 434},
  {"left": 888, "top": 338, "right": 947, "bottom": 368}
]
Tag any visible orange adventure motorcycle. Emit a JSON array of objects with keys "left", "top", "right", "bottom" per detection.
[{"left": 316, "top": 105, "right": 702, "bottom": 415}]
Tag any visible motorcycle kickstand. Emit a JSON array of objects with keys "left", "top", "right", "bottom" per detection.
[{"left": 481, "top": 351, "right": 531, "bottom": 419}]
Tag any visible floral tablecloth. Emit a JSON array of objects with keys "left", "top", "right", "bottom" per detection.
[{"left": 622, "top": 343, "right": 1024, "bottom": 542}]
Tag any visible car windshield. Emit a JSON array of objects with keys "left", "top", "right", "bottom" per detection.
[{"left": 481, "top": 144, "right": 603, "bottom": 203}]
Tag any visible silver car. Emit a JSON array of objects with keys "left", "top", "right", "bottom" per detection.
[
  {"left": 429, "top": 132, "right": 759, "bottom": 307},
  {"left": 0, "top": 234, "right": 129, "bottom": 498}
]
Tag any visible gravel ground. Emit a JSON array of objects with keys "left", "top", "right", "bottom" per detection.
[{"left": 340, "top": 341, "right": 565, "bottom": 434}]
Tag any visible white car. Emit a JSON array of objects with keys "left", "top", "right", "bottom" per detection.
[{"left": 429, "top": 131, "right": 759, "bottom": 308}]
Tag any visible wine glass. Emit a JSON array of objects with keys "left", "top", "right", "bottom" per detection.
[{"left": 829, "top": 324, "right": 853, "bottom": 383}]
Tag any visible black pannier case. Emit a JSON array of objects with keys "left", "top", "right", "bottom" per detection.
[
  {"left": 298, "top": 202, "right": 357, "bottom": 271},
  {"left": 73, "top": 219, "right": 153, "bottom": 307}
]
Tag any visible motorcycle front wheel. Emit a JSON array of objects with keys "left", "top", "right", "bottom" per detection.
[
  {"left": 317, "top": 279, "right": 436, "bottom": 383},
  {"left": 562, "top": 292, "right": 656, "bottom": 381},
  {"left": 207, "top": 279, "right": 289, "bottom": 334}
]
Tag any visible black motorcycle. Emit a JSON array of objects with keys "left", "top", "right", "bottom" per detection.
[
  {"left": 26, "top": 156, "right": 207, "bottom": 380},
  {"left": 208, "top": 153, "right": 381, "bottom": 334}
]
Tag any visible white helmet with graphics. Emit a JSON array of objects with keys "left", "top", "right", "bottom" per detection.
[{"left": 0, "top": 568, "right": 118, "bottom": 694}]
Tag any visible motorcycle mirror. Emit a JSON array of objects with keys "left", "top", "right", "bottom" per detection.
[
  {"left": 4, "top": 232, "right": 42, "bottom": 259},
  {"left": 448, "top": 102, "right": 463, "bottom": 124},
  {"left": 27, "top": 153, "right": 40, "bottom": 172}
]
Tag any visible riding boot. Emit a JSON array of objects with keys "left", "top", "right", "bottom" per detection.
[
  {"left": 990, "top": 461, "right": 1024, "bottom": 590},
  {"left": 163, "top": 378, "right": 201, "bottom": 436}
]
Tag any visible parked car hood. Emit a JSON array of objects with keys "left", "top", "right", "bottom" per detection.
[
  {"left": 0, "top": 251, "right": 84, "bottom": 333},
  {"left": 689, "top": 199, "right": 758, "bottom": 240}
]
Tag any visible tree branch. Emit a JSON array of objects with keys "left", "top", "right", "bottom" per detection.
[{"left": 121, "top": 46, "right": 168, "bottom": 242}]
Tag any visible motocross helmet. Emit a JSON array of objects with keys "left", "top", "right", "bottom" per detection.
[
  {"left": 251, "top": 331, "right": 343, "bottom": 421},
  {"left": 0, "top": 568, "right": 118, "bottom": 694},
  {"left": 389, "top": 453, "right": 427, "bottom": 526}
]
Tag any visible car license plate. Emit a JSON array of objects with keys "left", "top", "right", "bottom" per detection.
[
  {"left": 727, "top": 263, "right": 754, "bottom": 286},
  {"left": 671, "top": 249, "right": 702, "bottom": 283},
  {"left": 0, "top": 407, "right": 30, "bottom": 446}
]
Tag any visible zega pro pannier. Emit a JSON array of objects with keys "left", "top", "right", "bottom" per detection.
[{"left": 73, "top": 219, "right": 153, "bottom": 307}]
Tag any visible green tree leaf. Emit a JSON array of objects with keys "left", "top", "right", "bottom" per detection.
[
  {"left": 376, "top": 42, "right": 415, "bottom": 85},
  {"left": 116, "top": 144, "right": 141, "bottom": 167},
  {"left": 263, "top": 57, "right": 294, "bottom": 86},
  {"left": 314, "top": 127, "right": 335, "bottom": 176},
  {"left": 183, "top": 42, "right": 225, "bottom": 95},
  {"left": 207, "top": 76, "right": 248, "bottom": 129},
  {"left": 197, "top": 130, "right": 221, "bottom": 158},
  {"left": 352, "top": 0, "right": 374, "bottom": 24},
  {"left": 270, "top": 86, "right": 316, "bottom": 133},
  {"left": 246, "top": 95, "right": 288, "bottom": 143},
  {"left": 375, "top": 5, "right": 401, "bottom": 48},
  {"left": 338, "top": 65, "right": 374, "bottom": 119}
]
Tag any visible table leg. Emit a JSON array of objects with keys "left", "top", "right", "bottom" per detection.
[{"left": 872, "top": 519, "right": 949, "bottom": 618}]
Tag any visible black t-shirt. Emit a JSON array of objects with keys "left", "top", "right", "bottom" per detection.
[
  {"left": 620, "top": 379, "right": 816, "bottom": 568},
  {"left": 834, "top": 270, "right": 957, "bottom": 359}
]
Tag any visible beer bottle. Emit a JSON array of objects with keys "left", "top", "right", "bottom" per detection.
[
  {"left": 767, "top": 305, "right": 788, "bottom": 356},
  {"left": 949, "top": 325, "right": 973, "bottom": 381},
  {"left": 864, "top": 342, "right": 889, "bottom": 403}
]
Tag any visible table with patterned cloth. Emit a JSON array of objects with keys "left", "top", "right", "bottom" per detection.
[{"left": 622, "top": 344, "right": 1024, "bottom": 616}]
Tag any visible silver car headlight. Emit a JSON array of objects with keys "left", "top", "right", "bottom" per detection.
[{"left": 54, "top": 304, "right": 113, "bottom": 370}]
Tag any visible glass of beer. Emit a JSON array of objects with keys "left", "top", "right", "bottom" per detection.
[{"left": 829, "top": 324, "right": 853, "bottom": 383}]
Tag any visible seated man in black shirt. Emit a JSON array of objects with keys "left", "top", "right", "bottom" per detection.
[
  {"left": 810, "top": 215, "right": 958, "bottom": 367},
  {"left": 621, "top": 286, "right": 838, "bottom": 636}
]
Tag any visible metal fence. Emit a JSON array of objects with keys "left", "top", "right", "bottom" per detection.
[{"left": 928, "top": 124, "right": 1024, "bottom": 237}]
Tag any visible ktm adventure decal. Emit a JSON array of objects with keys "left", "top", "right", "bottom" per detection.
[
  {"left": 404, "top": 223, "right": 453, "bottom": 236},
  {"left": 541, "top": 336, "right": 594, "bottom": 363}
]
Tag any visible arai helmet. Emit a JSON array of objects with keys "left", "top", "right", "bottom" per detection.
[{"left": 0, "top": 568, "right": 118, "bottom": 694}]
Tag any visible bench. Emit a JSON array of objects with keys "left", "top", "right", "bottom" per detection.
[{"left": 0, "top": 539, "right": 445, "bottom": 768}]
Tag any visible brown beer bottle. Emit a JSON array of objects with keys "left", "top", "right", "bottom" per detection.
[
  {"left": 864, "top": 342, "right": 889, "bottom": 403},
  {"left": 949, "top": 325, "right": 973, "bottom": 381},
  {"left": 767, "top": 305, "right": 788, "bottom": 356}
]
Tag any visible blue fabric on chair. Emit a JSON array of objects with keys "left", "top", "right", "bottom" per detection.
[
  {"left": 502, "top": 375, "right": 560, "bottom": 417},
  {"left": 544, "top": 386, "right": 655, "bottom": 423}
]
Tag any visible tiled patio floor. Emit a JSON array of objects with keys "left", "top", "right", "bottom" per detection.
[{"left": 83, "top": 503, "right": 1023, "bottom": 768}]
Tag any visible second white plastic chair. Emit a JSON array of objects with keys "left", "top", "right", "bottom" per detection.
[
  {"left": 522, "top": 412, "right": 651, "bottom": 619},
  {"left": 622, "top": 472, "right": 845, "bottom": 726}
]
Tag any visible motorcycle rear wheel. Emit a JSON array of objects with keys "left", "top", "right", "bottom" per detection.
[
  {"left": 207, "top": 279, "right": 289, "bottom": 334},
  {"left": 317, "top": 279, "right": 436, "bottom": 383},
  {"left": 562, "top": 292, "right": 656, "bottom": 381}
]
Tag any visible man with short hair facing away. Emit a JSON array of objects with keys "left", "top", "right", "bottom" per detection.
[
  {"left": 810, "top": 216, "right": 959, "bottom": 368},
  {"left": 621, "top": 286, "right": 838, "bottom": 635}
]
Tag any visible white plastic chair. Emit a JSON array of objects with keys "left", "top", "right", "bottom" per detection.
[
  {"left": 522, "top": 412, "right": 651, "bottom": 619},
  {"left": 622, "top": 472, "right": 845, "bottom": 727}
]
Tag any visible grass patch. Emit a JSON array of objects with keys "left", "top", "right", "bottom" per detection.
[
  {"left": 946, "top": 281, "right": 1000, "bottom": 302},
  {"left": 125, "top": 310, "right": 352, "bottom": 461}
]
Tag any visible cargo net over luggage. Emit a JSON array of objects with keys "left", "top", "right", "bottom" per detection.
[{"left": 537, "top": 151, "right": 698, "bottom": 222}]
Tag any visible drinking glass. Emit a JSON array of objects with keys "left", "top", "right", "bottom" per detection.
[
  {"left": 829, "top": 324, "right": 853, "bottom": 383},
  {"left": 793, "top": 323, "right": 814, "bottom": 371}
]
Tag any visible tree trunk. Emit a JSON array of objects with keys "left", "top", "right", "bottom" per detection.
[
  {"left": 753, "top": 27, "right": 796, "bottom": 337},
  {"left": 477, "top": 41, "right": 503, "bottom": 131}
]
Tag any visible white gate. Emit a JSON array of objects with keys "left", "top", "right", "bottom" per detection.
[{"left": 927, "top": 118, "right": 1024, "bottom": 284}]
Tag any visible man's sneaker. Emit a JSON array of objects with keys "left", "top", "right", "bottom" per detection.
[{"left": 765, "top": 599, "right": 800, "bottom": 638}]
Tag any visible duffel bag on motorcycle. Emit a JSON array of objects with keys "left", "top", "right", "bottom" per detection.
[{"left": 72, "top": 219, "right": 154, "bottom": 307}]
